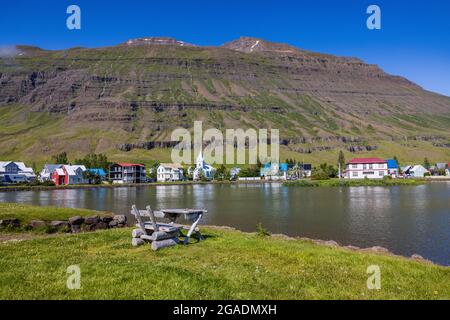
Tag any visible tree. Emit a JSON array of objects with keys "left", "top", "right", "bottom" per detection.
[
  {"left": 52, "top": 152, "right": 68, "bottom": 164},
  {"left": 74, "top": 153, "right": 110, "bottom": 171},
  {"left": 147, "top": 161, "right": 160, "bottom": 181},
  {"left": 337, "top": 151, "right": 345, "bottom": 177},
  {"left": 215, "top": 164, "right": 230, "bottom": 181},
  {"left": 424, "top": 158, "right": 431, "bottom": 170},
  {"left": 311, "top": 163, "right": 338, "bottom": 180}
]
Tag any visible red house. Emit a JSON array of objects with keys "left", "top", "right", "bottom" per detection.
[{"left": 51, "top": 165, "right": 88, "bottom": 186}]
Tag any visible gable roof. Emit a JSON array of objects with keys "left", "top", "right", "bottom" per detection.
[
  {"left": 348, "top": 158, "right": 387, "bottom": 164},
  {"left": 64, "top": 165, "right": 87, "bottom": 176},
  {"left": 115, "top": 162, "right": 145, "bottom": 167},
  {"left": 88, "top": 168, "right": 106, "bottom": 176},
  {"left": 159, "top": 163, "right": 183, "bottom": 169}
]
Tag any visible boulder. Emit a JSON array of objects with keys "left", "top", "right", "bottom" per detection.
[
  {"left": 411, "top": 254, "right": 426, "bottom": 261},
  {"left": 0, "top": 218, "right": 20, "bottom": 229},
  {"left": 108, "top": 220, "right": 119, "bottom": 228},
  {"left": 50, "top": 221, "right": 68, "bottom": 229},
  {"left": 344, "top": 245, "right": 361, "bottom": 251},
  {"left": 28, "top": 220, "right": 46, "bottom": 229},
  {"left": 84, "top": 216, "right": 101, "bottom": 225},
  {"left": 68, "top": 216, "right": 84, "bottom": 225},
  {"left": 71, "top": 224, "right": 81, "bottom": 233},
  {"left": 113, "top": 215, "right": 127, "bottom": 225},
  {"left": 95, "top": 222, "right": 109, "bottom": 230},
  {"left": 101, "top": 216, "right": 113, "bottom": 223},
  {"left": 363, "top": 246, "right": 390, "bottom": 254}
]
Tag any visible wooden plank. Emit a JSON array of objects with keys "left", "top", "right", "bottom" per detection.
[
  {"left": 151, "top": 231, "right": 180, "bottom": 241},
  {"left": 151, "top": 238, "right": 179, "bottom": 251},
  {"left": 131, "top": 238, "right": 145, "bottom": 247},
  {"left": 140, "top": 234, "right": 153, "bottom": 241},
  {"left": 132, "top": 205, "right": 148, "bottom": 235},
  {"left": 146, "top": 205, "right": 159, "bottom": 232},
  {"left": 136, "top": 223, "right": 182, "bottom": 233}
]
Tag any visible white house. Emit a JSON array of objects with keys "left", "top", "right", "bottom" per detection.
[
  {"left": 192, "top": 152, "right": 215, "bottom": 180},
  {"left": 0, "top": 161, "right": 36, "bottom": 184},
  {"left": 157, "top": 163, "right": 184, "bottom": 182},
  {"left": 345, "top": 158, "right": 388, "bottom": 179},
  {"left": 403, "top": 165, "right": 429, "bottom": 178},
  {"left": 39, "top": 164, "right": 63, "bottom": 182}
]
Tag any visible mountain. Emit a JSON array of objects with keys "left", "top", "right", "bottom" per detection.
[{"left": 0, "top": 36, "right": 449, "bottom": 166}]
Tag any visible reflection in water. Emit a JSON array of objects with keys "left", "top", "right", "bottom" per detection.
[{"left": 0, "top": 183, "right": 449, "bottom": 265}]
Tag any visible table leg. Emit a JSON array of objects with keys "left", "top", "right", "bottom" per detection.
[{"left": 183, "top": 213, "right": 203, "bottom": 245}]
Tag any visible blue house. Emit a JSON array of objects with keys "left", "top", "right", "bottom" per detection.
[{"left": 386, "top": 159, "right": 399, "bottom": 177}]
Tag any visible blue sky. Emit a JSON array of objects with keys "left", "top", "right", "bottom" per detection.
[{"left": 1, "top": 0, "right": 449, "bottom": 96}]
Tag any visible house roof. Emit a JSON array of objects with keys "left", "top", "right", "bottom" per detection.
[
  {"left": 348, "top": 158, "right": 387, "bottom": 164},
  {"left": 386, "top": 159, "right": 399, "bottom": 169},
  {"left": 88, "top": 168, "right": 106, "bottom": 176},
  {"left": 159, "top": 163, "right": 183, "bottom": 169},
  {"left": 43, "top": 164, "right": 62, "bottom": 172},
  {"left": 435, "top": 163, "right": 447, "bottom": 170},
  {"left": 115, "top": 162, "right": 145, "bottom": 167},
  {"left": 411, "top": 165, "right": 429, "bottom": 172},
  {"left": 0, "top": 161, "right": 35, "bottom": 174},
  {"left": 55, "top": 168, "right": 65, "bottom": 176},
  {"left": 64, "top": 165, "right": 87, "bottom": 176}
]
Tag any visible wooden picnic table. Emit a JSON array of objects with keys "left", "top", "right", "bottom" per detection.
[
  {"left": 156, "top": 208, "right": 207, "bottom": 244},
  {"left": 132, "top": 206, "right": 207, "bottom": 246}
]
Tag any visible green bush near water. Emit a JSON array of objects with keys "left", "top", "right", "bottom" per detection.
[{"left": 284, "top": 178, "right": 426, "bottom": 187}]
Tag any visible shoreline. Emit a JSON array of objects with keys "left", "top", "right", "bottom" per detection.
[{"left": 0, "top": 177, "right": 448, "bottom": 192}]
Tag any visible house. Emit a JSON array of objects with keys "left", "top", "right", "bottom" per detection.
[
  {"left": 433, "top": 163, "right": 447, "bottom": 176},
  {"left": 157, "top": 163, "right": 184, "bottom": 182},
  {"left": 386, "top": 159, "right": 399, "bottom": 177},
  {"left": 109, "top": 162, "right": 146, "bottom": 184},
  {"left": 403, "top": 165, "right": 429, "bottom": 178},
  {"left": 446, "top": 163, "right": 450, "bottom": 176},
  {"left": 230, "top": 167, "right": 241, "bottom": 179},
  {"left": 260, "top": 162, "right": 290, "bottom": 180},
  {"left": 87, "top": 168, "right": 107, "bottom": 183},
  {"left": 0, "top": 161, "right": 36, "bottom": 184},
  {"left": 51, "top": 165, "right": 88, "bottom": 185},
  {"left": 345, "top": 158, "right": 388, "bottom": 179},
  {"left": 39, "top": 164, "right": 63, "bottom": 182},
  {"left": 192, "top": 152, "right": 215, "bottom": 180},
  {"left": 288, "top": 163, "right": 312, "bottom": 179}
]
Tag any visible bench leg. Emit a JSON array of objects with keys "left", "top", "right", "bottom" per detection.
[{"left": 183, "top": 214, "right": 203, "bottom": 245}]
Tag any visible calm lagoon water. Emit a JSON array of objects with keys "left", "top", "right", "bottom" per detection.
[{"left": 1, "top": 182, "right": 449, "bottom": 265}]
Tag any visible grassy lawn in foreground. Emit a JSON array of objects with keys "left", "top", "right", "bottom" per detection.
[
  {"left": 0, "top": 202, "right": 112, "bottom": 225},
  {"left": 0, "top": 227, "right": 448, "bottom": 300}
]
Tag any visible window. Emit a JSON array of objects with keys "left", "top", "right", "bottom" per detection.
[
  {"left": 369, "top": 164, "right": 373, "bottom": 169},
  {"left": 379, "top": 171, "right": 384, "bottom": 177},
  {"left": 352, "top": 164, "right": 357, "bottom": 169},
  {"left": 363, "top": 164, "right": 367, "bottom": 170},
  {"left": 352, "top": 172, "right": 358, "bottom": 177}
]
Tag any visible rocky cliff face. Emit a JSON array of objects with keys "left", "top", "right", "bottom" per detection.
[{"left": 0, "top": 37, "right": 449, "bottom": 161}]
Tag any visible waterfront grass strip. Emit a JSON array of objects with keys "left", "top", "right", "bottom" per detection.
[
  {"left": 284, "top": 178, "right": 426, "bottom": 187},
  {"left": 0, "top": 202, "right": 111, "bottom": 225}
]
